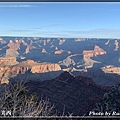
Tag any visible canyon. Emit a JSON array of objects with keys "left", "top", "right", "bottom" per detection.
[
  {"left": 0, "top": 57, "right": 61, "bottom": 84},
  {"left": 83, "top": 45, "right": 106, "bottom": 58},
  {"left": 0, "top": 36, "right": 119, "bottom": 116},
  {"left": 0, "top": 37, "right": 120, "bottom": 86}
]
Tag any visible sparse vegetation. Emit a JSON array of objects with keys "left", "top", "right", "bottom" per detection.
[{"left": 0, "top": 81, "right": 54, "bottom": 117}]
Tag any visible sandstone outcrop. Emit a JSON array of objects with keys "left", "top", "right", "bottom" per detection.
[
  {"left": 0, "top": 59, "right": 61, "bottom": 84},
  {"left": 6, "top": 39, "right": 35, "bottom": 56},
  {"left": 105, "top": 39, "right": 110, "bottom": 45},
  {"left": 94, "top": 45, "right": 106, "bottom": 56},
  {"left": 75, "top": 38, "right": 85, "bottom": 41},
  {"left": 114, "top": 40, "right": 119, "bottom": 51},
  {"left": 25, "top": 46, "right": 35, "bottom": 54},
  {"left": 59, "top": 39, "right": 65, "bottom": 45},
  {"left": 54, "top": 50, "right": 64, "bottom": 54},
  {"left": 7, "top": 40, "right": 20, "bottom": 50},
  {"left": 13, "top": 60, "right": 61, "bottom": 74},
  {"left": 0, "top": 57, "right": 18, "bottom": 66},
  {"left": 102, "top": 65, "right": 120, "bottom": 75},
  {"left": 54, "top": 50, "right": 71, "bottom": 55},
  {"left": 82, "top": 45, "right": 106, "bottom": 69},
  {"left": 6, "top": 40, "right": 20, "bottom": 57},
  {"left": 21, "top": 39, "right": 28, "bottom": 46},
  {"left": 83, "top": 45, "right": 106, "bottom": 58},
  {"left": 42, "top": 48, "right": 47, "bottom": 53},
  {"left": 31, "top": 63, "right": 61, "bottom": 73},
  {"left": 0, "top": 38, "right": 3, "bottom": 41},
  {"left": 44, "top": 40, "right": 47, "bottom": 46}
]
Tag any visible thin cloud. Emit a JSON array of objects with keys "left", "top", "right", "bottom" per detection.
[
  {"left": 0, "top": 29, "right": 35, "bottom": 32},
  {"left": 63, "top": 28, "right": 120, "bottom": 34},
  {"left": 1, "top": 28, "right": 120, "bottom": 39},
  {"left": 0, "top": 4, "right": 35, "bottom": 8},
  {"left": 34, "top": 24, "right": 64, "bottom": 30},
  {"left": 9, "top": 29, "right": 34, "bottom": 32},
  {"left": 36, "top": 28, "right": 120, "bottom": 38}
]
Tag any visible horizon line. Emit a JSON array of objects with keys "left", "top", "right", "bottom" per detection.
[{"left": 0, "top": 35, "right": 120, "bottom": 39}]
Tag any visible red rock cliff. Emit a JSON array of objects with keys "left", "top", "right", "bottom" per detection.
[
  {"left": 31, "top": 63, "right": 61, "bottom": 73},
  {"left": 0, "top": 59, "right": 61, "bottom": 84},
  {"left": 83, "top": 45, "right": 106, "bottom": 58}
]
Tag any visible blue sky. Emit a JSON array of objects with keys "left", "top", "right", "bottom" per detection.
[{"left": 0, "top": 2, "right": 120, "bottom": 38}]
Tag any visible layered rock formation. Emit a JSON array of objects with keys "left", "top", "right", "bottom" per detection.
[
  {"left": 59, "top": 55, "right": 76, "bottom": 67},
  {"left": 25, "top": 71, "right": 108, "bottom": 116},
  {"left": 83, "top": 45, "right": 106, "bottom": 58},
  {"left": 0, "top": 57, "right": 18, "bottom": 66},
  {"left": 6, "top": 40, "right": 20, "bottom": 57},
  {"left": 54, "top": 50, "right": 71, "bottom": 55},
  {"left": 31, "top": 63, "right": 61, "bottom": 73},
  {"left": 0, "top": 59, "right": 61, "bottom": 84},
  {"left": 25, "top": 46, "right": 35, "bottom": 54},
  {"left": 114, "top": 40, "right": 119, "bottom": 51},
  {"left": 105, "top": 39, "right": 110, "bottom": 45},
  {"left": 42, "top": 48, "right": 47, "bottom": 53},
  {"left": 59, "top": 39, "right": 65, "bottom": 45},
  {"left": 75, "top": 38, "right": 86, "bottom": 41},
  {"left": 83, "top": 57, "right": 98, "bottom": 69},
  {"left": 0, "top": 38, "right": 3, "bottom": 41},
  {"left": 102, "top": 65, "right": 120, "bottom": 75},
  {"left": 82, "top": 45, "right": 106, "bottom": 69},
  {"left": 6, "top": 39, "right": 35, "bottom": 56},
  {"left": 54, "top": 50, "right": 64, "bottom": 54},
  {"left": 0, "top": 37, "right": 120, "bottom": 87}
]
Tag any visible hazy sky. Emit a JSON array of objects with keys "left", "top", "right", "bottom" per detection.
[{"left": 0, "top": 2, "right": 120, "bottom": 38}]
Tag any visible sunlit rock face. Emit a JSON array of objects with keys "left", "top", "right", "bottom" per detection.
[
  {"left": 42, "top": 48, "right": 47, "bottom": 53},
  {"left": 82, "top": 45, "right": 106, "bottom": 69},
  {"left": 59, "top": 39, "right": 65, "bottom": 45},
  {"left": 102, "top": 65, "right": 120, "bottom": 75},
  {"left": 31, "top": 63, "right": 61, "bottom": 73},
  {"left": 0, "top": 57, "right": 18, "bottom": 66},
  {"left": 54, "top": 49, "right": 71, "bottom": 55},
  {"left": 0, "top": 59, "right": 61, "bottom": 84},
  {"left": 54, "top": 50, "right": 64, "bottom": 54},
  {"left": 83, "top": 45, "right": 106, "bottom": 58},
  {"left": 114, "top": 40, "right": 119, "bottom": 51}
]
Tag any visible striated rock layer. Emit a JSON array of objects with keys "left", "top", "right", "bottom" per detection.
[
  {"left": 114, "top": 40, "right": 119, "bottom": 51},
  {"left": 83, "top": 45, "right": 106, "bottom": 58},
  {"left": 31, "top": 64, "right": 61, "bottom": 73},
  {"left": 102, "top": 65, "right": 120, "bottom": 75},
  {"left": 82, "top": 45, "right": 106, "bottom": 69},
  {"left": 0, "top": 57, "right": 18, "bottom": 66},
  {"left": 0, "top": 59, "right": 61, "bottom": 84}
]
